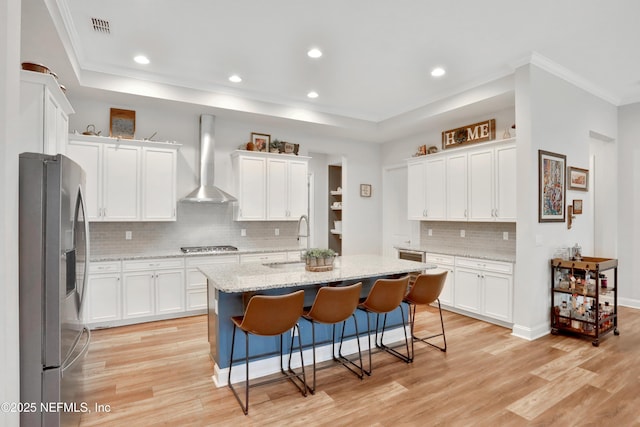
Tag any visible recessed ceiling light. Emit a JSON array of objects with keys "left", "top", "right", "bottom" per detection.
[
  {"left": 307, "top": 48, "right": 323, "bottom": 59},
  {"left": 229, "top": 74, "right": 242, "bottom": 83},
  {"left": 307, "top": 91, "right": 319, "bottom": 99},
  {"left": 134, "top": 55, "right": 150, "bottom": 65},
  {"left": 431, "top": 67, "right": 446, "bottom": 77}
]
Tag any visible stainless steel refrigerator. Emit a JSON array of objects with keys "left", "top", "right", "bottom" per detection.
[{"left": 19, "top": 153, "right": 91, "bottom": 427}]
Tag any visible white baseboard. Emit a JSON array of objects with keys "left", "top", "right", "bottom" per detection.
[
  {"left": 619, "top": 298, "right": 640, "bottom": 309},
  {"left": 510, "top": 322, "right": 550, "bottom": 341},
  {"left": 212, "top": 326, "right": 408, "bottom": 387}
]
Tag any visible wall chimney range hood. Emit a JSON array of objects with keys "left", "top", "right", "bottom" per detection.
[{"left": 181, "top": 114, "right": 237, "bottom": 203}]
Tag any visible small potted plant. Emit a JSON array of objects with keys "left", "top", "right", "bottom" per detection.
[
  {"left": 270, "top": 139, "right": 281, "bottom": 153},
  {"left": 304, "top": 248, "right": 336, "bottom": 270}
]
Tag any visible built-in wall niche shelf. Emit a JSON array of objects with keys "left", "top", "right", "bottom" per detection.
[
  {"left": 330, "top": 190, "right": 342, "bottom": 196},
  {"left": 330, "top": 206, "right": 343, "bottom": 211},
  {"left": 68, "top": 132, "right": 183, "bottom": 148},
  {"left": 330, "top": 229, "right": 342, "bottom": 238}
]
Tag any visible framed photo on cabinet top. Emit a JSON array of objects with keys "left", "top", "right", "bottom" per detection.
[
  {"left": 538, "top": 150, "right": 566, "bottom": 222},
  {"left": 568, "top": 166, "right": 589, "bottom": 191},
  {"left": 251, "top": 132, "right": 270, "bottom": 152},
  {"left": 109, "top": 108, "right": 136, "bottom": 139}
]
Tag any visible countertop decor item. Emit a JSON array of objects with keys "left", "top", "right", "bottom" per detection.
[
  {"left": 304, "top": 248, "right": 336, "bottom": 271},
  {"left": 109, "top": 108, "right": 135, "bottom": 139}
]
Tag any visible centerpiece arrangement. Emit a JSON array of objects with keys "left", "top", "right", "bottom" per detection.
[{"left": 304, "top": 248, "right": 337, "bottom": 272}]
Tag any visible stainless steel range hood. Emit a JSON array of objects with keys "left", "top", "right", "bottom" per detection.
[{"left": 181, "top": 114, "right": 237, "bottom": 203}]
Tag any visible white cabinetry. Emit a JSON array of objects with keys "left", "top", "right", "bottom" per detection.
[
  {"left": 407, "top": 140, "right": 516, "bottom": 222},
  {"left": 85, "top": 261, "right": 122, "bottom": 324},
  {"left": 240, "top": 252, "right": 288, "bottom": 263},
  {"left": 66, "top": 135, "right": 179, "bottom": 222},
  {"left": 267, "top": 157, "right": 309, "bottom": 220},
  {"left": 185, "top": 255, "right": 239, "bottom": 311},
  {"left": 407, "top": 156, "right": 446, "bottom": 220},
  {"left": 20, "top": 70, "right": 74, "bottom": 155},
  {"left": 232, "top": 151, "right": 310, "bottom": 221},
  {"left": 425, "top": 253, "right": 455, "bottom": 306},
  {"left": 122, "top": 258, "right": 185, "bottom": 319},
  {"left": 454, "top": 257, "right": 513, "bottom": 323}
]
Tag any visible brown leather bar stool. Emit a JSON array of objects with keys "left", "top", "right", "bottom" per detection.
[
  {"left": 228, "top": 290, "right": 307, "bottom": 415},
  {"left": 302, "top": 282, "right": 364, "bottom": 393},
  {"left": 403, "top": 271, "right": 448, "bottom": 360},
  {"left": 357, "top": 275, "right": 411, "bottom": 375}
]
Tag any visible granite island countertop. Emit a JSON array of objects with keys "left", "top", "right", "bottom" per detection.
[{"left": 200, "top": 254, "right": 436, "bottom": 293}]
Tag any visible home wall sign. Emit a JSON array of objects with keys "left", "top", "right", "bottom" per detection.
[{"left": 441, "top": 119, "right": 496, "bottom": 150}]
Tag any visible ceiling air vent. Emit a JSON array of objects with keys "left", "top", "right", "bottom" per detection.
[{"left": 91, "top": 18, "right": 110, "bottom": 34}]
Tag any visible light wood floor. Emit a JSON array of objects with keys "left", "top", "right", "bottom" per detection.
[{"left": 78, "top": 306, "right": 640, "bottom": 426}]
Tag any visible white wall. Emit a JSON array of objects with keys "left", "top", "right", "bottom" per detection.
[
  {"left": 512, "top": 64, "right": 618, "bottom": 340},
  {"left": 617, "top": 103, "right": 640, "bottom": 308},
  {"left": 1, "top": 0, "right": 22, "bottom": 425},
  {"left": 68, "top": 94, "right": 383, "bottom": 255}
]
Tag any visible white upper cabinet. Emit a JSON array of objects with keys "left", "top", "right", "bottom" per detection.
[
  {"left": 233, "top": 151, "right": 309, "bottom": 221},
  {"left": 20, "top": 70, "right": 74, "bottom": 155},
  {"left": 142, "top": 147, "right": 177, "bottom": 221},
  {"left": 66, "top": 134, "right": 180, "bottom": 222},
  {"left": 408, "top": 139, "right": 516, "bottom": 222},
  {"left": 407, "top": 156, "right": 446, "bottom": 220},
  {"left": 446, "top": 152, "right": 468, "bottom": 221}
]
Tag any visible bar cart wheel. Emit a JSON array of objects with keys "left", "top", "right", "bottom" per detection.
[
  {"left": 614, "top": 328, "right": 620, "bottom": 336},
  {"left": 551, "top": 328, "right": 559, "bottom": 335},
  {"left": 592, "top": 339, "right": 599, "bottom": 347}
]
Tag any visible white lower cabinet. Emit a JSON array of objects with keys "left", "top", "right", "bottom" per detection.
[
  {"left": 425, "top": 253, "right": 455, "bottom": 307},
  {"left": 85, "top": 261, "right": 122, "bottom": 324},
  {"left": 454, "top": 257, "right": 513, "bottom": 323},
  {"left": 185, "top": 255, "right": 239, "bottom": 311},
  {"left": 122, "top": 258, "right": 185, "bottom": 319}
]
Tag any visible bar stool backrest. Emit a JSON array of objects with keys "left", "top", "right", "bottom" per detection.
[
  {"left": 360, "top": 276, "right": 410, "bottom": 314},
  {"left": 405, "top": 271, "right": 448, "bottom": 305},
  {"left": 239, "top": 290, "right": 305, "bottom": 336},
  {"left": 306, "top": 282, "right": 363, "bottom": 324}
]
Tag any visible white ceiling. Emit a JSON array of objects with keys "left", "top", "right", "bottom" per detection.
[{"left": 20, "top": 0, "right": 640, "bottom": 140}]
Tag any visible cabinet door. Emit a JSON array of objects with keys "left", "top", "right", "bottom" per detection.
[
  {"left": 237, "top": 156, "right": 266, "bottom": 220},
  {"left": 155, "top": 269, "right": 185, "bottom": 314},
  {"left": 122, "top": 272, "right": 154, "bottom": 318},
  {"left": 267, "top": 158, "right": 288, "bottom": 220},
  {"left": 495, "top": 144, "right": 517, "bottom": 221},
  {"left": 407, "top": 160, "right": 427, "bottom": 220},
  {"left": 56, "top": 109, "right": 69, "bottom": 156},
  {"left": 425, "top": 157, "right": 446, "bottom": 219},
  {"left": 454, "top": 268, "right": 481, "bottom": 313},
  {"left": 468, "top": 148, "right": 494, "bottom": 221},
  {"left": 447, "top": 153, "right": 467, "bottom": 220},
  {"left": 43, "top": 89, "right": 59, "bottom": 155},
  {"left": 103, "top": 145, "right": 140, "bottom": 220},
  {"left": 483, "top": 271, "right": 512, "bottom": 322},
  {"left": 66, "top": 140, "right": 102, "bottom": 221},
  {"left": 142, "top": 147, "right": 177, "bottom": 221},
  {"left": 287, "top": 160, "right": 309, "bottom": 219},
  {"left": 427, "top": 267, "right": 454, "bottom": 306},
  {"left": 87, "top": 274, "right": 121, "bottom": 323}
]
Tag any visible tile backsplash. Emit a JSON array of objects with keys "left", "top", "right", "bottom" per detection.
[
  {"left": 420, "top": 221, "right": 516, "bottom": 259},
  {"left": 89, "top": 203, "right": 300, "bottom": 256}
]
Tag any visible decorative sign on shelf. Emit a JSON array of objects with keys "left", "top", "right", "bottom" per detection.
[{"left": 441, "top": 119, "right": 496, "bottom": 150}]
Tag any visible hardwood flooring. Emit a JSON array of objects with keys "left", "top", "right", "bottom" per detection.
[{"left": 78, "top": 307, "right": 640, "bottom": 426}]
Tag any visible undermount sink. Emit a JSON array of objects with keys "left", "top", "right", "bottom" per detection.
[{"left": 263, "top": 261, "right": 306, "bottom": 269}]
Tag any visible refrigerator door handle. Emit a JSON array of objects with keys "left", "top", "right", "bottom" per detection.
[
  {"left": 62, "top": 326, "right": 91, "bottom": 374},
  {"left": 76, "top": 185, "right": 91, "bottom": 317}
]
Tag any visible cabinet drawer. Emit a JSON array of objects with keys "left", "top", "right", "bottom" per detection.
[
  {"left": 89, "top": 261, "right": 121, "bottom": 274},
  {"left": 123, "top": 257, "right": 185, "bottom": 271},
  {"left": 425, "top": 253, "right": 454, "bottom": 266},
  {"left": 185, "top": 254, "right": 239, "bottom": 267},
  {"left": 455, "top": 257, "right": 513, "bottom": 274},
  {"left": 240, "top": 252, "right": 287, "bottom": 263}
]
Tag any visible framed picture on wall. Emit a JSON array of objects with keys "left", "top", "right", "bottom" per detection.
[
  {"left": 568, "top": 166, "right": 589, "bottom": 191},
  {"left": 360, "top": 184, "right": 372, "bottom": 197},
  {"left": 538, "top": 150, "right": 566, "bottom": 222},
  {"left": 573, "top": 199, "right": 583, "bottom": 215}
]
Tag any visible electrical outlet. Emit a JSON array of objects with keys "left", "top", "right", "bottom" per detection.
[
  {"left": 428, "top": 229, "right": 433, "bottom": 236},
  {"left": 503, "top": 231, "right": 509, "bottom": 241},
  {"left": 275, "top": 228, "right": 279, "bottom": 236},
  {"left": 125, "top": 231, "right": 132, "bottom": 240},
  {"left": 460, "top": 229, "right": 465, "bottom": 238},
  {"left": 241, "top": 229, "right": 246, "bottom": 237}
]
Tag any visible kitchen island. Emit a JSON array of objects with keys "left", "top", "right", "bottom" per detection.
[{"left": 200, "top": 254, "right": 434, "bottom": 386}]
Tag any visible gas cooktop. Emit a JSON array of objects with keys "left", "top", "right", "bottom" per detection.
[{"left": 180, "top": 245, "right": 238, "bottom": 253}]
